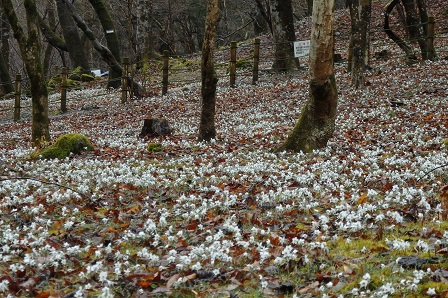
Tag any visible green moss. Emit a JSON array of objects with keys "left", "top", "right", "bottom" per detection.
[
  {"left": 81, "top": 73, "right": 95, "bottom": 82},
  {"left": 236, "top": 58, "right": 252, "bottom": 69},
  {"left": 147, "top": 142, "right": 163, "bottom": 153},
  {"left": 31, "top": 133, "right": 93, "bottom": 159}
]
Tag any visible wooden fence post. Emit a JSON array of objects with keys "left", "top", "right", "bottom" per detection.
[
  {"left": 14, "top": 74, "right": 21, "bottom": 122},
  {"left": 252, "top": 38, "right": 260, "bottom": 85},
  {"left": 162, "top": 50, "right": 169, "bottom": 95},
  {"left": 426, "top": 16, "right": 435, "bottom": 61},
  {"left": 229, "top": 41, "right": 237, "bottom": 87},
  {"left": 121, "top": 57, "right": 129, "bottom": 103},
  {"left": 61, "top": 67, "right": 68, "bottom": 113}
]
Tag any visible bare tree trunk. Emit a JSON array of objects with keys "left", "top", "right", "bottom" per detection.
[
  {"left": 43, "top": 1, "right": 56, "bottom": 77},
  {"left": 270, "top": 0, "right": 299, "bottom": 71},
  {"left": 401, "top": 0, "right": 427, "bottom": 59},
  {"left": 384, "top": 0, "right": 417, "bottom": 61},
  {"left": 277, "top": 0, "right": 337, "bottom": 153},
  {"left": 348, "top": 0, "right": 371, "bottom": 88},
  {"left": 136, "top": 0, "right": 153, "bottom": 63},
  {"left": 0, "top": 11, "right": 13, "bottom": 94},
  {"left": 56, "top": 0, "right": 90, "bottom": 72},
  {"left": 2, "top": 0, "right": 50, "bottom": 146},
  {"left": 87, "top": 0, "right": 122, "bottom": 88},
  {"left": 62, "top": 0, "right": 142, "bottom": 96},
  {"left": 198, "top": 0, "right": 219, "bottom": 142}
]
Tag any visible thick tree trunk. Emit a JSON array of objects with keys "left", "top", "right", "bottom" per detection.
[
  {"left": 198, "top": 0, "right": 219, "bottom": 142},
  {"left": 270, "top": 0, "right": 299, "bottom": 71},
  {"left": 87, "top": 0, "right": 122, "bottom": 89},
  {"left": 2, "top": 0, "right": 50, "bottom": 146},
  {"left": 56, "top": 0, "right": 90, "bottom": 72},
  {"left": 0, "top": 11, "right": 13, "bottom": 94},
  {"left": 401, "top": 0, "right": 427, "bottom": 59},
  {"left": 348, "top": 0, "right": 371, "bottom": 88},
  {"left": 416, "top": 0, "right": 436, "bottom": 59},
  {"left": 384, "top": 0, "right": 417, "bottom": 61},
  {"left": 136, "top": 0, "right": 153, "bottom": 62},
  {"left": 277, "top": 0, "right": 337, "bottom": 153},
  {"left": 43, "top": 2, "right": 56, "bottom": 76}
]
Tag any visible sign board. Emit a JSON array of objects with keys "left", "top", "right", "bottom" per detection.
[{"left": 293, "top": 40, "right": 310, "bottom": 58}]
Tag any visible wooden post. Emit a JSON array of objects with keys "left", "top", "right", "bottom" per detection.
[
  {"left": 61, "top": 67, "right": 68, "bottom": 113},
  {"left": 229, "top": 41, "right": 237, "bottom": 87},
  {"left": 426, "top": 16, "right": 435, "bottom": 61},
  {"left": 14, "top": 74, "right": 21, "bottom": 122},
  {"left": 121, "top": 57, "right": 129, "bottom": 103},
  {"left": 252, "top": 38, "right": 260, "bottom": 85},
  {"left": 162, "top": 50, "right": 169, "bottom": 95}
]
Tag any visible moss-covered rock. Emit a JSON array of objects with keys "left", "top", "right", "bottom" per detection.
[
  {"left": 31, "top": 133, "right": 94, "bottom": 159},
  {"left": 147, "top": 142, "right": 163, "bottom": 153}
]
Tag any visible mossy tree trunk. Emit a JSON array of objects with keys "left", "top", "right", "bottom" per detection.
[
  {"left": 198, "top": 0, "right": 219, "bottom": 142},
  {"left": 56, "top": 0, "right": 90, "bottom": 72},
  {"left": 276, "top": 0, "right": 337, "bottom": 153},
  {"left": 87, "top": 0, "right": 122, "bottom": 89},
  {"left": 1, "top": 0, "right": 50, "bottom": 146},
  {"left": 347, "top": 0, "right": 372, "bottom": 88},
  {"left": 270, "top": 0, "right": 299, "bottom": 71}
]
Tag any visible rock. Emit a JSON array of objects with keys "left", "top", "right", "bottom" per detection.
[{"left": 139, "top": 118, "right": 172, "bottom": 138}]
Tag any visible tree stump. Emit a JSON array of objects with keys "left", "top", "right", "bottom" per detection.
[{"left": 139, "top": 118, "right": 172, "bottom": 138}]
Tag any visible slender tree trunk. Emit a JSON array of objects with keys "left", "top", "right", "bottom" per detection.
[
  {"left": 384, "top": 0, "right": 417, "bottom": 61},
  {"left": 56, "top": 0, "right": 90, "bottom": 71},
  {"left": 276, "top": 0, "right": 337, "bottom": 153},
  {"left": 401, "top": 0, "right": 427, "bottom": 59},
  {"left": 198, "top": 0, "right": 219, "bottom": 142},
  {"left": 348, "top": 0, "right": 371, "bottom": 88},
  {"left": 0, "top": 11, "right": 13, "bottom": 94},
  {"left": 2, "top": 0, "right": 50, "bottom": 146},
  {"left": 87, "top": 0, "right": 122, "bottom": 88},
  {"left": 270, "top": 0, "right": 299, "bottom": 71},
  {"left": 43, "top": 1, "right": 56, "bottom": 77}
]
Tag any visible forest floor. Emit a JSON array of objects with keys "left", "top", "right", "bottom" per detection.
[{"left": 0, "top": 1, "right": 448, "bottom": 298}]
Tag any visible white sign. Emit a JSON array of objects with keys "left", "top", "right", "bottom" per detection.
[{"left": 294, "top": 40, "right": 310, "bottom": 58}]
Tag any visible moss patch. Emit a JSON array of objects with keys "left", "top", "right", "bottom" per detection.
[
  {"left": 31, "top": 133, "right": 94, "bottom": 159},
  {"left": 147, "top": 142, "right": 163, "bottom": 153}
]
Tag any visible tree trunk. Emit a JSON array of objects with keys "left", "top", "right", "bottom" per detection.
[
  {"left": 43, "top": 1, "right": 56, "bottom": 77},
  {"left": 56, "top": 0, "right": 90, "bottom": 72},
  {"left": 270, "top": 0, "right": 299, "bottom": 71},
  {"left": 401, "top": 0, "right": 427, "bottom": 59},
  {"left": 198, "top": 0, "right": 219, "bottom": 142},
  {"left": 384, "top": 0, "right": 417, "bottom": 61},
  {"left": 87, "top": 0, "right": 122, "bottom": 88},
  {"left": 348, "top": 0, "right": 371, "bottom": 88},
  {"left": 416, "top": 0, "right": 436, "bottom": 59},
  {"left": 62, "top": 0, "right": 142, "bottom": 97},
  {"left": 136, "top": 0, "right": 153, "bottom": 63},
  {"left": 2, "top": 0, "right": 50, "bottom": 146},
  {"left": 0, "top": 11, "right": 13, "bottom": 94},
  {"left": 276, "top": 0, "right": 337, "bottom": 153}
]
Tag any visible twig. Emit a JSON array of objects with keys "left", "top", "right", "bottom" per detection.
[{"left": 416, "top": 164, "right": 448, "bottom": 183}]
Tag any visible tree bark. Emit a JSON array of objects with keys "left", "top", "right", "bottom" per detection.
[
  {"left": 270, "top": 0, "right": 299, "bottom": 71},
  {"left": 384, "top": 0, "right": 417, "bottom": 61},
  {"left": 276, "top": 0, "right": 337, "bottom": 153},
  {"left": 62, "top": 0, "right": 142, "bottom": 96},
  {"left": 0, "top": 11, "right": 13, "bottom": 94},
  {"left": 401, "top": 0, "right": 427, "bottom": 59},
  {"left": 56, "top": 0, "right": 90, "bottom": 72},
  {"left": 198, "top": 0, "right": 219, "bottom": 142},
  {"left": 2, "top": 0, "right": 50, "bottom": 146},
  {"left": 348, "top": 0, "right": 371, "bottom": 88},
  {"left": 136, "top": 0, "right": 153, "bottom": 62},
  {"left": 87, "top": 0, "right": 122, "bottom": 88}
]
